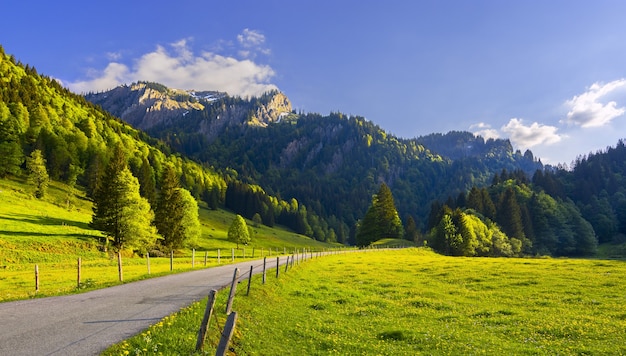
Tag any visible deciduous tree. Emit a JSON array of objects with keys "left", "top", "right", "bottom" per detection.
[
  {"left": 228, "top": 214, "right": 251, "bottom": 248},
  {"left": 26, "top": 149, "right": 49, "bottom": 198}
]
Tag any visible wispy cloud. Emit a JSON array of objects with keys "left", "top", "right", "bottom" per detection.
[
  {"left": 67, "top": 31, "right": 277, "bottom": 97},
  {"left": 562, "top": 79, "right": 626, "bottom": 127},
  {"left": 470, "top": 122, "right": 500, "bottom": 140},
  {"left": 501, "top": 118, "right": 562, "bottom": 149},
  {"left": 236, "top": 28, "right": 271, "bottom": 58}
]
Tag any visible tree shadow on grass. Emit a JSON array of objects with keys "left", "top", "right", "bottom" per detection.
[
  {"left": 0, "top": 213, "right": 92, "bottom": 230},
  {"left": 0, "top": 230, "right": 100, "bottom": 241}
]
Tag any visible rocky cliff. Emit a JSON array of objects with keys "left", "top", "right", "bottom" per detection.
[{"left": 85, "top": 82, "right": 292, "bottom": 142}]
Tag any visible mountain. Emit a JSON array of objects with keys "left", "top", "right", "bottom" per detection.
[
  {"left": 86, "top": 83, "right": 291, "bottom": 141},
  {"left": 86, "top": 83, "right": 543, "bottom": 235}
]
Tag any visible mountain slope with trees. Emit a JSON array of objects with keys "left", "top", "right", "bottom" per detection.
[
  {"left": 0, "top": 45, "right": 330, "bottom": 252},
  {"left": 87, "top": 85, "right": 543, "bottom": 241}
]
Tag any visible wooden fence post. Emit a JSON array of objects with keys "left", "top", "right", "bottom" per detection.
[
  {"left": 195, "top": 289, "right": 217, "bottom": 352},
  {"left": 262, "top": 257, "right": 267, "bottom": 284},
  {"left": 204, "top": 251, "right": 208, "bottom": 266},
  {"left": 218, "top": 249, "right": 221, "bottom": 264},
  {"left": 77, "top": 257, "right": 81, "bottom": 289},
  {"left": 276, "top": 257, "right": 280, "bottom": 278},
  {"left": 246, "top": 265, "right": 253, "bottom": 296},
  {"left": 192, "top": 248, "right": 195, "bottom": 268},
  {"left": 35, "top": 264, "right": 39, "bottom": 292},
  {"left": 170, "top": 250, "right": 174, "bottom": 271},
  {"left": 225, "top": 268, "right": 240, "bottom": 315},
  {"left": 243, "top": 247, "right": 245, "bottom": 259},
  {"left": 285, "top": 256, "right": 290, "bottom": 272},
  {"left": 216, "top": 312, "right": 238, "bottom": 356},
  {"left": 146, "top": 252, "right": 151, "bottom": 274},
  {"left": 117, "top": 251, "right": 123, "bottom": 282}
]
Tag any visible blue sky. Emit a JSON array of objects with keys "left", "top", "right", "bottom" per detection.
[{"left": 2, "top": 1, "right": 626, "bottom": 165}]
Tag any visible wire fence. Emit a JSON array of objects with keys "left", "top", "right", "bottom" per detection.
[{"left": 0, "top": 246, "right": 359, "bottom": 301}]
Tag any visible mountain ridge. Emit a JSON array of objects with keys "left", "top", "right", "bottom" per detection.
[{"left": 86, "top": 83, "right": 543, "bottom": 233}]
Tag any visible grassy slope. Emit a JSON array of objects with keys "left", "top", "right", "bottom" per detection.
[
  {"left": 105, "top": 249, "right": 626, "bottom": 355},
  {"left": 0, "top": 177, "right": 334, "bottom": 301}
]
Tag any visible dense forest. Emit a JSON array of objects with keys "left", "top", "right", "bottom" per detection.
[{"left": 105, "top": 89, "right": 543, "bottom": 233}]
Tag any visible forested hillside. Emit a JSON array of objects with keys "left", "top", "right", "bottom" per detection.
[
  {"left": 535, "top": 141, "right": 626, "bottom": 245},
  {"left": 87, "top": 85, "right": 542, "bottom": 237}
]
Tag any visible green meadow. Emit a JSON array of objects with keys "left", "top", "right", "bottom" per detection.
[
  {"left": 0, "top": 177, "right": 334, "bottom": 301},
  {"left": 104, "top": 249, "right": 626, "bottom": 355}
]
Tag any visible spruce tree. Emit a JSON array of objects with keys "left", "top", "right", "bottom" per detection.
[
  {"left": 496, "top": 187, "right": 526, "bottom": 241},
  {"left": 155, "top": 164, "right": 180, "bottom": 249},
  {"left": 356, "top": 183, "right": 404, "bottom": 246},
  {"left": 0, "top": 101, "right": 24, "bottom": 178},
  {"left": 91, "top": 145, "right": 159, "bottom": 251},
  {"left": 154, "top": 164, "right": 201, "bottom": 249}
]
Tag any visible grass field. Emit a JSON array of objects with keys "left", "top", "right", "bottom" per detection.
[
  {"left": 0, "top": 177, "right": 336, "bottom": 301},
  {"left": 103, "top": 248, "right": 626, "bottom": 355}
]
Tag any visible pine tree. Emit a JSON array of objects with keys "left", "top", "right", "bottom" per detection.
[
  {"left": 228, "top": 214, "right": 251, "bottom": 248},
  {"left": 404, "top": 215, "right": 420, "bottom": 243},
  {"left": 155, "top": 164, "right": 180, "bottom": 249},
  {"left": 356, "top": 183, "right": 404, "bottom": 246},
  {"left": 496, "top": 187, "right": 526, "bottom": 241},
  {"left": 90, "top": 145, "right": 159, "bottom": 251},
  {"left": 154, "top": 164, "right": 201, "bottom": 249},
  {"left": 0, "top": 101, "right": 24, "bottom": 178},
  {"left": 137, "top": 156, "right": 157, "bottom": 207},
  {"left": 26, "top": 149, "right": 49, "bottom": 198}
]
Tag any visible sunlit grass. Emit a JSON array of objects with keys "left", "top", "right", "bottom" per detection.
[
  {"left": 106, "top": 249, "right": 626, "bottom": 355},
  {"left": 0, "top": 177, "right": 335, "bottom": 301}
]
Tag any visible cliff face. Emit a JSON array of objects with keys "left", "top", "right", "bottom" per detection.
[{"left": 85, "top": 82, "right": 292, "bottom": 140}]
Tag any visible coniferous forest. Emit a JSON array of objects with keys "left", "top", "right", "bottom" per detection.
[{"left": 2, "top": 44, "right": 626, "bottom": 257}]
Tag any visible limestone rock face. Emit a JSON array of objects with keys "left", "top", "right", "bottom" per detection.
[{"left": 85, "top": 82, "right": 292, "bottom": 141}]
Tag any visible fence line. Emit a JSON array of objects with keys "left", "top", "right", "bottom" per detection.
[
  {"left": 5, "top": 246, "right": 423, "bottom": 300},
  {"left": 191, "top": 246, "right": 403, "bottom": 354}
]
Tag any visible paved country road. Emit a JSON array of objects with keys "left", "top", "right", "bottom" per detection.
[{"left": 0, "top": 256, "right": 291, "bottom": 356}]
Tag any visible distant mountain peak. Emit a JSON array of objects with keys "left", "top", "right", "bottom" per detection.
[{"left": 85, "top": 83, "right": 292, "bottom": 137}]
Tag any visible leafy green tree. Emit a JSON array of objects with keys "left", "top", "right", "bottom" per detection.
[
  {"left": 228, "top": 214, "right": 251, "bottom": 248},
  {"left": 252, "top": 213, "right": 263, "bottom": 227},
  {"left": 26, "top": 149, "right": 49, "bottom": 198},
  {"left": 91, "top": 145, "right": 160, "bottom": 251},
  {"left": 172, "top": 187, "right": 202, "bottom": 248}
]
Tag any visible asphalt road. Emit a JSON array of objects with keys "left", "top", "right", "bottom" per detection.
[{"left": 0, "top": 256, "right": 292, "bottom": 355}]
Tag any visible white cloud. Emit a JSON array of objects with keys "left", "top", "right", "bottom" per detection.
[
  {"left": 237, "top": 28, "right": 271, "bottom": 58},
  {"left": 470, "top": 122, "right": 500, "bottom": 140},
  {"left": 106, "top": 51, "right": 122, "bottom": 61},
  {"left": 501, "top": 118, "right": 562, "bottom": 149},
  {"left": 66, "top": 34, "right": 277, "bottom": 97},
  {"left": 562, "top": 79, "right": 626, "bottom": 127}
]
